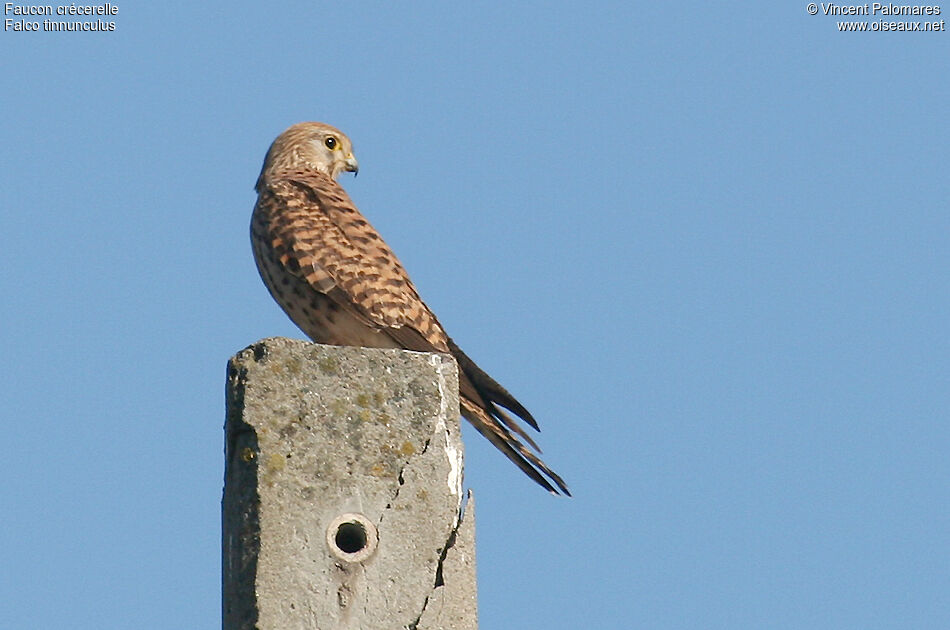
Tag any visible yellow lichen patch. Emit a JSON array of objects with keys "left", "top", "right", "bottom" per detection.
[
  {"left": 357, "top": 409, "right": 372, "bottom": 423},
  {"left": 398, "top": 441, "right": 416, "bottom": 457},
  {"left": 369, "top": 463, "right": 388, "bottom": 477},
  {"left": 284, "top": 356, "right": 302, "bottom": 375},
  {"left": 330, "top": 399, "right": 348, "bottom": 417},
  {"left": 267, "top": 453, "right": 286, "bottom": 472},
  {"left": 318, "top": 356, "right": 339, "bottom": 374},
  {"left": 355, "top": 393, "right": 371, "bottom": 408},
  {"left": 376, "top": 412, "right": 392, "bottom": 427}
]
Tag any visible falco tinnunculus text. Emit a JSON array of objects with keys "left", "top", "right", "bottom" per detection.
[{"left": 251, "top": 122, "right": 568, "bottom": 495}]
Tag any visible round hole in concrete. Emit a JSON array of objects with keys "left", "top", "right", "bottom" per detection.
[
  {"left": 326, "top": 513, "right": 378, "bottom": 562},
  {"left": 335, "top": 521, "right": 367, "bottom": 554}
]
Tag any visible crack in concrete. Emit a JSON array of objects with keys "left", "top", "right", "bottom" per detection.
[
  {"left": 406, "top": 493, "right": 467, "bottom": 629},
  {"left": 379, "top": 435, "right": 433, "bottom": 525}
]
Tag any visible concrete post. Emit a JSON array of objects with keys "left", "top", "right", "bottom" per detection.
[{"left": 223, "top": 338, "right": 477, "bottom": 630}]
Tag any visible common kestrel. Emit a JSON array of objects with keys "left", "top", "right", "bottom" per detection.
[{"left": 251, "top": 122, "right": 569, "bottom": 495}]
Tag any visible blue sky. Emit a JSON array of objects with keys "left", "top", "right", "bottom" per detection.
[{"left": 2, "top": 2, "right": 948, "bottom": 628}]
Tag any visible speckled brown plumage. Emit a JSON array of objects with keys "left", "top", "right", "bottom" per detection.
[{"left": 251, "top": 122, "right": 569, "bottom": 495}]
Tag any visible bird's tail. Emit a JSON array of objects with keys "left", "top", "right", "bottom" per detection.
[
  {"left": 459, "top": 397, "right": 570, "bottom": 496},
  {"left": 449, "top": 337, "right": 570, "bottom": 496}
]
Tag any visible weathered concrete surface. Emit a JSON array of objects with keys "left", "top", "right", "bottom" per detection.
[{"left": 223, "top": 338, "right": 477, "bottom": 630}]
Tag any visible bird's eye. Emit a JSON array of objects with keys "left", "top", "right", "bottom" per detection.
[{"left": 325, "top": 137, "right": 338, "bottom": 150}]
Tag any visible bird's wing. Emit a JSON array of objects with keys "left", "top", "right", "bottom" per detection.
[
  {"left": 257, "top": 172, "right": 448, "bottom": 349},
  {"left": 255, "top": 172, "right": 570, "bottom": 495}
]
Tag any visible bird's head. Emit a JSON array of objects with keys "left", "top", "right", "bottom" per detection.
[{"left": 256, "top": 122, "right": 359, "bottom": 190}]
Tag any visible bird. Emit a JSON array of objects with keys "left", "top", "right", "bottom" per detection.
[{"left": 250, "top": 122, "right": 569, "bottom": 495}]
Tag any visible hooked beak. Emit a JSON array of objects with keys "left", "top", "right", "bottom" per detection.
[{"left": 344, "top": 153, "right": 359, "bottom": 176}]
